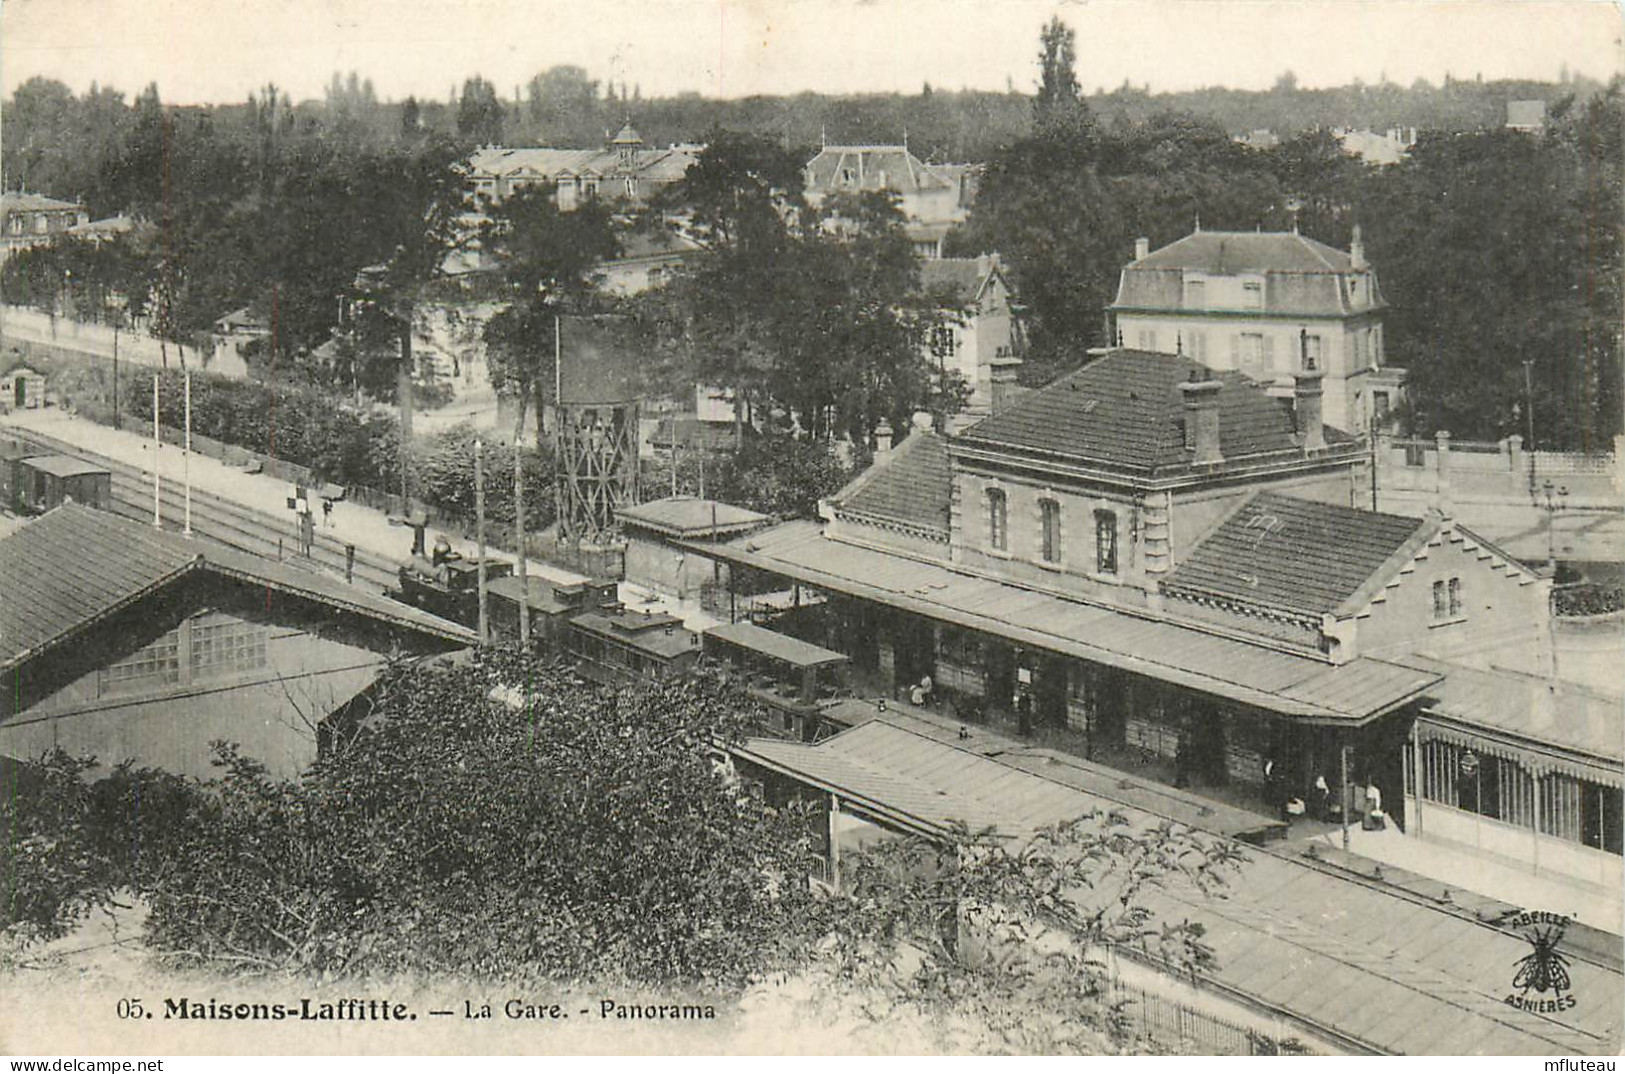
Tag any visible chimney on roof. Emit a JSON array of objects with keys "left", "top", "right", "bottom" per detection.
[
  {"left": 1350, "top": 224, "right": 1367, "bottom": 271},
  {"left": 1293, "top": 369, "right": 1326, "bottom": 453},
  {"left": 874, "top": 417, "right": 894, "bottom": 455},
  {"left": 1134, "top": 236, "right": 1150, "bottom": 261},
  {"left": 1179, "top": 379, "right": 1224, "bottom": 465}
]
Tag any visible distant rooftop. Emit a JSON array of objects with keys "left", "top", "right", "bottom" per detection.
[
  {"left": 1, "top": 191, "right": 84, "bottom": 214},
  {"left": 919, "top": 254, "right": 1004, "bottom": 305},
  {"left": 1506, "top": 99, "right": 1548, "bottom": 130},
  {"left": 1113, "top": 229, "right": 1386, "bottom": 317},
  {"left": 1131, "top": 229, "right": 1355, "bottom": 274},
  {"left": 956, "top": 349, "right": 1357, "bottom": 474},
  {"left": 804, "top": 144, "right": 956, "bottom": 195}
]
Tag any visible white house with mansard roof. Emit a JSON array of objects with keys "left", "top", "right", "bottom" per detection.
[{"left": 1108, "top": 227, "right": 1405, "bottom": 434}]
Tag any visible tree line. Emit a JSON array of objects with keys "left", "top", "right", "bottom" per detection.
[
  {"left": 952, "top": 22, "right": 1622, "bottom": 446},
  {"left": 3, "top": 30, "right": 1620, "bottom": 449}
]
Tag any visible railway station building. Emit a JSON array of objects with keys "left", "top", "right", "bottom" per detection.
[{"left": 685, "top": 349, "right": 1617, "bottom": 880}]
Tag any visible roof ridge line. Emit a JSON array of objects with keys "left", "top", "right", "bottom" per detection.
[{"left": 1333, "top": 513, "right": 1443, "bottom": 617}]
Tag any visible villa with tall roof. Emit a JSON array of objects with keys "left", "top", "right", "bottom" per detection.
[
  {"left": 1108, "top": 227, "right": 1405, "bottom": 433},
  {"left": 468, "top": 123, "right": 699, "bottom": 210},
  {"left": 804, "top": 143, "right": 978, "bottom": 258}
]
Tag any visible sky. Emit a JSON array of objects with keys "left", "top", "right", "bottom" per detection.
[{"left": 2, "top": 0, "right": 1621, "bottom": 106}]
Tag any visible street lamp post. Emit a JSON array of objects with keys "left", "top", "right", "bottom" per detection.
[
  {"left": 1522, "top": 359, "right": 1537, "bottom": 497},
  {"left": 1542, "top": 479, "right": 1570, "bottom": 575}
]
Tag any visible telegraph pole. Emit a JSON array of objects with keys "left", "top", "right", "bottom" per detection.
[
  {"left": 514, "top": 441, "right": 529, "bottom": 647},
  {"left": 475, "top": 437, "right": 489, "bottom": 646},
  {"left": 151, "top": 374, "right": 161, "bottom": 527},
  {"left": 183, "top": 370, "right": 192, "bottom": 536},
  {"left": 1523, "top": 358, "right": 1537, "bottom": 497}
]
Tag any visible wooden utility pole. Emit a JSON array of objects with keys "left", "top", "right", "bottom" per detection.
[
  {"left": 552, "top": 315, "right": 563, "bottom": 536},
  {"left": 515, "top": 441, "right": 529, "bottom": 647},
  {"left": 1340, "top": 743, "right": 1351, "bottom": 851},
  {"left": 475, "top": 437, "right": 489, "bottom": 646},
  {"left": 151, "top": 374, "right": 161, "bottom": 528},
  {"left": 183, "top": 370, "right": 192, "bottom": 536}
]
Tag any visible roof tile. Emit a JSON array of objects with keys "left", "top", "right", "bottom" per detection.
[
  {"left": 0, "top": 504, "right": 472, "bottom": 670},
  {"left": 957, "top": 349, "right": 1355, "bottom": 472},
  {"left": 1162, "top": 492, "right": 1432, "bottom": 617}
]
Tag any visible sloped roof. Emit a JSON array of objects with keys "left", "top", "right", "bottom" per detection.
[
  {"left": 1132, "top": 230, "right": 1354, "bottom": 273},
  {"left": 833, "top": 430, "right": 952, "bottom": 537},
  {"left": 805, "top": 145, "right": 955, "bottom": 195},
  {"left": 706, "top": 621, "right": 847, "bottom": 669},
  {"left": 470, "top": 144, "right": 697, "bottom": 183},
  {"left": 919, "top": 255, "right": 1000, "bottom": 305},
  {"left": 1409, "top": 656, "right": 1623, "bottom": 768},
  {"left": 1162, "top": 492, "right": 1434, "bottom": 619},
  {"left": 690, "top": 519, "right": 1439, "bottom": 724},
  {"left": 16, "top": 455, "right": 108, "bottom": 479},
  {"left": 1507, "top": 100, "right": 1547, "bottom": 128},
  {"left": 0, "top": 504, "right": 473, "bottom": 672},
  {"left": 1, "top": 191, "right": 84, "bottom": 213},
  {"left": 67, "top": 214, "right": 143, "bottom": 237},
  {"left": 611, "top": 227, "right": 702, "bottom": 261},
  {"left": 616, "top": 496, "right": 767, "bottom": 538},
  {"left": 733, "top": 716, "right": 1623, "bottom": 1055},
  {"left": 1111, "top": 230, "right": 1387, "bottom": 317},
  {"left": 957, "top": 349, "right": 1355, "bottom": 474}
]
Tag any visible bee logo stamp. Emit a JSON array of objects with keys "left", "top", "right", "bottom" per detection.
[{"left": 1505, "top": 910, "right": 1579, "bottom": 1014}]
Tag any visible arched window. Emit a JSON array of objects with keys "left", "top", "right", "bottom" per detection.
[{"left": 986, "top": 488, "right": 1008, "bottom": 552}]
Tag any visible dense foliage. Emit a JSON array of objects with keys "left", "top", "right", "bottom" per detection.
[
  {"left": 0, "top": 754, "right": 120, "bottom": 946},
  {"left": 629, "top": 133, "right": 949, "bottom": 444},
  {"left": 3, "top": 651, "right": 1244, "bottom": 1052},
  {"left": 642, "top": 435, "right": 866, "bottom": 519},
  {"left": 1353, "top": 94, "right": 1624, "bottom": 448},
  {"left": 115, "top": 659, "right": 817, "bottom": 982},
  {"left": 8, "top": 65, "right": 1603, "bottom": 204},
  {"left": 5, "top": 38, "right": 1616, "bottom": 448},
  {"left": 952, "top": 82, "right": 1624, "bottom": 443},
  {"left": 478, "top": 186, "right": 621, "bottom": 445}
]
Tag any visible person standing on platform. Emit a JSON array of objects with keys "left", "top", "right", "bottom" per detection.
[
  {"left": 1313, "top": 773, "right": 1332, "bottom": 821},
  {"left": 1363, "top": 778, "right": 1385, "bottom": 831}
]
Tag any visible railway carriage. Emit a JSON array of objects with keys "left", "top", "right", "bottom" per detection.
[
  {"left": 1, "top": 439, "right": 113, "bottom": 515},
  {"left": 702, "top": 620, "right": 851, "bottom": 741}
]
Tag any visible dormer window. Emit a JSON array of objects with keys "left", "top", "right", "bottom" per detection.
[
  {"left": 1302, "top": 334, "right": 1323, "bottom": 371},
  {"left": 1242, "top": 280, "right": 1263, "bottom": 308},
  {"left": 1185, "top": 280, "right": 1205, "bottom": 308}
]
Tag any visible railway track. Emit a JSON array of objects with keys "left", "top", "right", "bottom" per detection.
[{"left": 3, "top": 426, "right": 401, "bottom": 593}]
